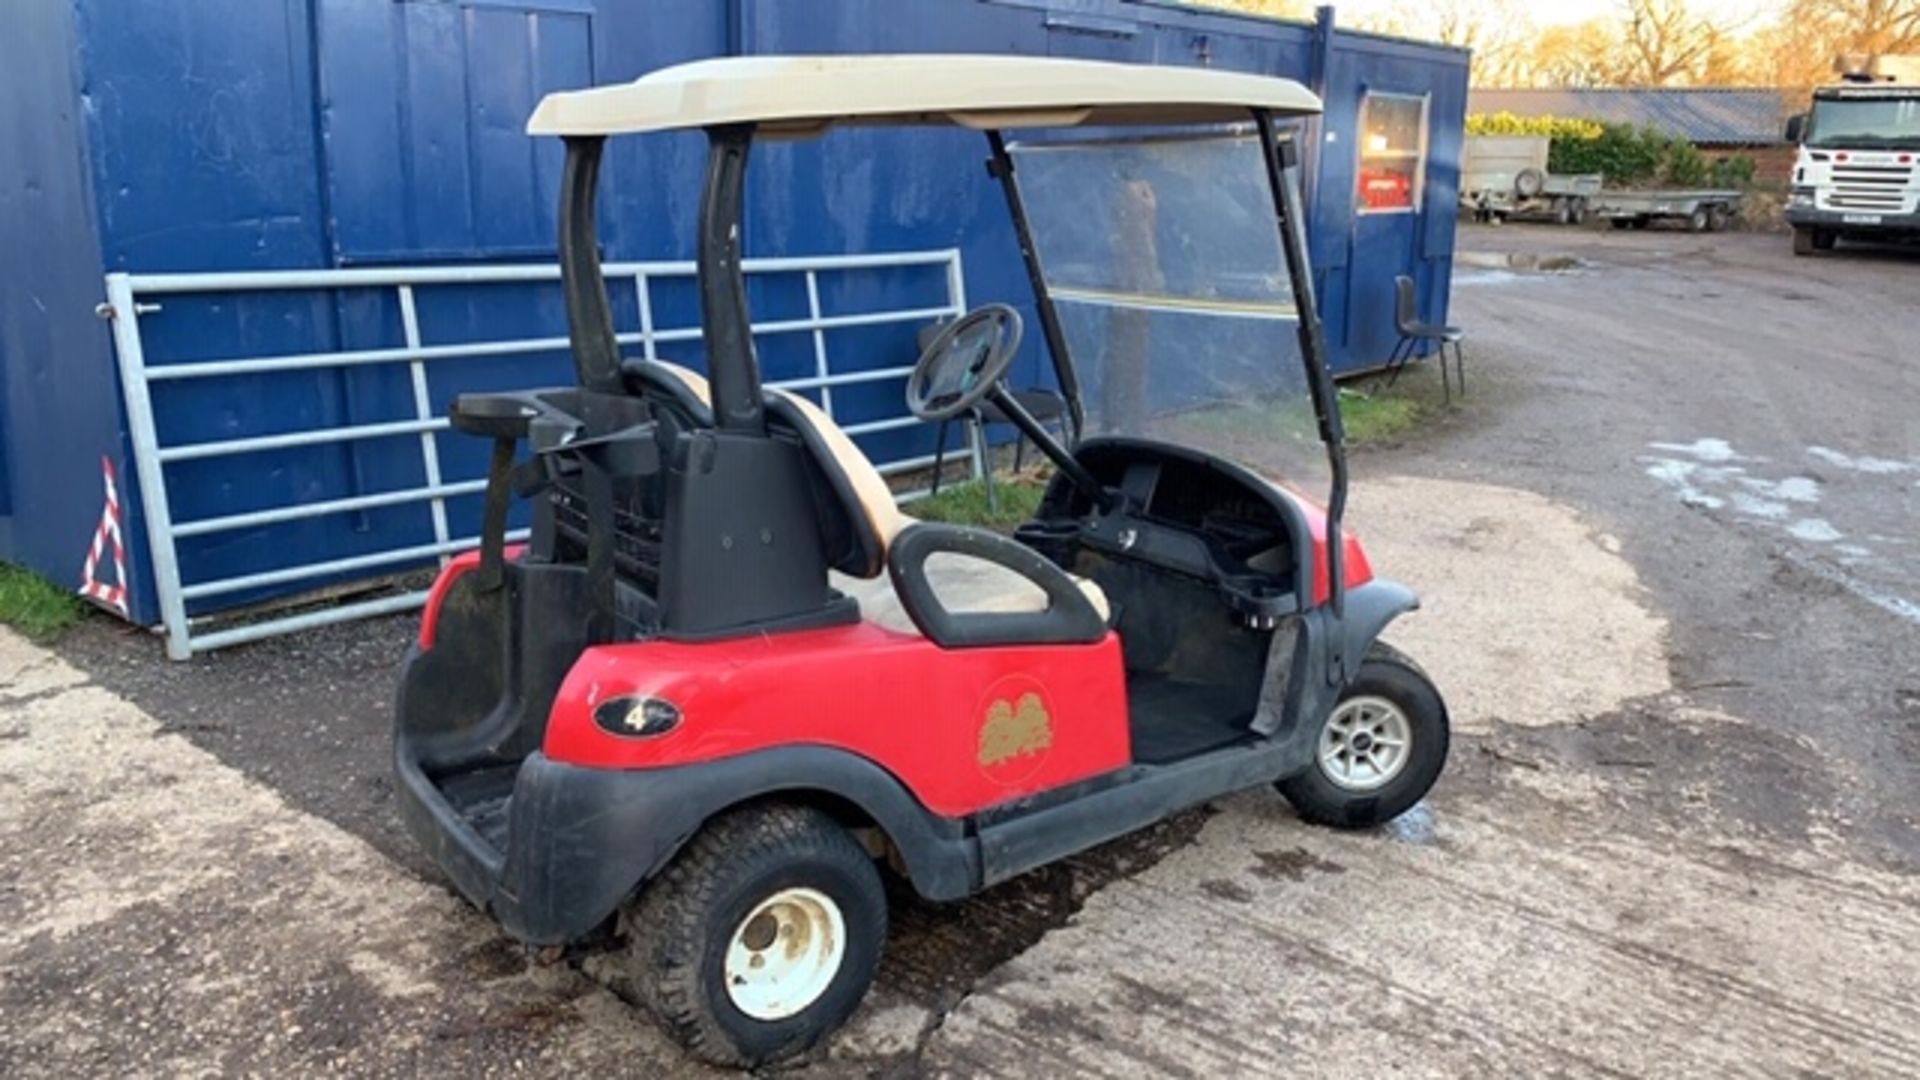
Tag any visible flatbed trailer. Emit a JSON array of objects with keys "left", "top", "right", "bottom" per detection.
[
  {"left": 1593, "top": 189, "right": 1742, "bottom": 232},
  {"left": 1460, "top": 135, "right": 1603, "bottom": 224}
]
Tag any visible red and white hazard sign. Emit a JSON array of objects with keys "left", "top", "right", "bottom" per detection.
[{"left": 79, "top": 454, "right": 130, "bottom": 618}]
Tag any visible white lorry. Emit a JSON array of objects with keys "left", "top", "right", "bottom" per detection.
[{"left": 1785, "top": 54, "right": 1920, "bottom": 256}]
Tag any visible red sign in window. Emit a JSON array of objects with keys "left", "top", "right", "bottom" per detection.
[
  {"left": 1356, "top": 93, "right": 1426, "bottom": 214},
  {"left": 1358, "top": 166, "right": 1413, "bottom": 211}
]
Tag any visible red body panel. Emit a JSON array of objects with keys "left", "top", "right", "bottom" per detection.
[
  {"left": 417, "top": 545, "right": 526, "bottom": 650},
  {"left": 408, "top": 485, "right": 1366, "bottom": 818},
  {"left": 542, "top": 622, "right": 1132, "bottom": 818},
  {"left": 1287, "top": 491, "right": 1373, "bottom": 604}
]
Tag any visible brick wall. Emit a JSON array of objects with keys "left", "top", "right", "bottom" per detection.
[{"left": 1701, "top": 144, "right": 1796, "bottom": 188}]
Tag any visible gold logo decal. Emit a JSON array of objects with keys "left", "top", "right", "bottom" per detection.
[{"left": 979, "top": 692, "right": 1054, "bottom": 767}]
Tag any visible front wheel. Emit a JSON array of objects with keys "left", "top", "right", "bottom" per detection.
[
  {"left": 1792, "top": 227, "right": 1835, "bottom": 256},
  {"left": 622, "top": 804, "right": 887, "bottom": 1068},
  {"left": 1278, "top": 643, "right": 1449, "bottom": 828}
]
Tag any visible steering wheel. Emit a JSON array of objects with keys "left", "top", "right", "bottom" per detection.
[{"left": 905, "top": 303, "right": 1023, "bottom": 422}]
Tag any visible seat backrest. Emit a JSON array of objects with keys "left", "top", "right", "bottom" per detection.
[
  {"left": 624, "top": 359, "right": 906, "bottom": 579},
  {"left": 624, "top": 358, "right": 715, "bottom": 426},
  {"left": 1394, "top": 275, "right": 1417, "bottom": 332},
  {"left": 763, "top": 387, "right": 908, "bottom": 578}
]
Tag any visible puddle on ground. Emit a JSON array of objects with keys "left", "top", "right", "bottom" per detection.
[
  {"left": 1384, "top": 801, "right": 1438, "bottom": 846},
  {"left": 1454, "top": 251, "right": 1586, "bottom": 273}
]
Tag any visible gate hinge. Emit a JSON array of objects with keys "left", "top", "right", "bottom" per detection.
[{"left": 95, "top": 300, "right": 162, "bottom": 320}]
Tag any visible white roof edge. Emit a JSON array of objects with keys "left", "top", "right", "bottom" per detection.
[{"left": 526, "top": 54, "right": 1321, "bottom": 138}]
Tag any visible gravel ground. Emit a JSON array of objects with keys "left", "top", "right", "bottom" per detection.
[{"left": 5, "top": 223, "right": 1917, "bottom": 1076}]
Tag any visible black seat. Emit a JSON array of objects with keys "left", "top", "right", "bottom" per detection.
[
  {"left": 619, "top": 358, "right": 898, "bottom": 579},
  {"left": 619, "top": 358, "right": 1113, "bottom": 642},
  {"left": 1383, "top": 274, "right": 1466, "bottom": 403}
]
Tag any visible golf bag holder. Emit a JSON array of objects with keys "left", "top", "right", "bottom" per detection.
[
  {"left": 449, "top": 387, "right": 853, "bottom": 647},
  {"left": 451, "top": 388, "right": 659, "bottom": 644}
]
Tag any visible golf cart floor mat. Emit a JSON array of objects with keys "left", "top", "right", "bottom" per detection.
[
  {"left": 1126, "top": 672, "right": 1256, "bottom": 765},
  {"left": 434, "top": 762, "right": 522, "bottom": 852}
]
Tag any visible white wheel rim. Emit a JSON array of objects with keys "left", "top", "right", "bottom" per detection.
[
  {"left": 723, "top": 887, "right": 846, "bottom": 1021},
  {"left": 1319, "top": 695, "right": 1413, "bottom": 793}
]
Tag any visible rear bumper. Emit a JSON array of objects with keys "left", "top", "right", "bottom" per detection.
[
  {"left": 1787, "top": 206, "right": 1920, "bottom": 233},
  {"left": 394, "top": 739, "right": 705, "bottom": 946}
]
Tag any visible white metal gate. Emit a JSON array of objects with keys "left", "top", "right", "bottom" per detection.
[{"left": 101, "top": 250, "right": 972, "bottom": 659}]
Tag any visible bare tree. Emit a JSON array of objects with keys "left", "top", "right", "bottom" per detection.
[
  {"left": 1356, "top": 0, "right": 1536, "bottom": 86},
  {"left": 1758, "top": 0, "right": 1920, "bottom": 89},
  {"left": 1616, "top": 0, "right": 1723, "bottom": 85},
  {"left": 1698, "top": 30, "right": 1764, "bottom": 86},
  {"left": 1522, "top": 19, "right": 1629, "bottom": 88},
  {"left": 1198, "top": 0, "right": 1920, "bottom": 92}
]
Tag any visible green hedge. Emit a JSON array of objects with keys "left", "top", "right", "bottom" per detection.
[{"left": 1467, "top": 111, "right": 1756, "bottom": 189}]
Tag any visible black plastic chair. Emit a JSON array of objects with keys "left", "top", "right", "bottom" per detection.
[{"left": 1384, "top": 275, "right": 1466, "bottom": 403}]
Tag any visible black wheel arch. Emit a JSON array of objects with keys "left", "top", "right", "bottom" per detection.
[
  {"left": 495, "top": 745, "right": 977, "bottom": 945},
  {"left": 1271, "top": 576, "right": 1422, "bottom": 767},
  {"left": 1338, "top": 576, "right": 1419, "bottom": 684}
]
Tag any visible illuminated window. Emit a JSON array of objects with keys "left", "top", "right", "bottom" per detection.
[{"left": 1356, "top": 92, "right": 1428, "bottom": 214}]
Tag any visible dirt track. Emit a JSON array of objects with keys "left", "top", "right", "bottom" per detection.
[{"left": 4, "top": 225, "right": 1917, "bottom": 1076}]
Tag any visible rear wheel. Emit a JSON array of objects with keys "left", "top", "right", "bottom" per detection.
[
  {"left": 1707, "top": 205, "right": 1730, "bottom": 232},
  {"left": 622, "top": 804, "right": 886, "bottom": 1068},
  {"left": 1278, "top": 643, "right": 1449, "bottom": 828},
  {"left": 1688, "top": 206, "right": 1711, "bottom": 233}
]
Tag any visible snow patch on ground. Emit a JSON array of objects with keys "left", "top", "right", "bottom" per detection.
[
  {"left": 1641, "top": 439, "right": 1920, "bottom": 626},
  {"left": 1808, "top": 446, "right": 1916, "bottom": 475},
  {"left": 1642, "top": 458, "right": 1731, "bottom": 509},
  {"left": 1788, "top": 518, "right": 1844, "bottom": 543},
  {"left": 1728, "top": 491, "right": 1790, "bottom": 521},
  {"left": 1740, "top": 475, "right": 1821, "bottom": 503},
  {"left": 1648, "top": 437, "right": 1749, "bottom": 464}
]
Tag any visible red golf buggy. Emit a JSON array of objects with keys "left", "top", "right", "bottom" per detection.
[{"left": 395, "top": 54, "right": 1448, "bottom": 1067}]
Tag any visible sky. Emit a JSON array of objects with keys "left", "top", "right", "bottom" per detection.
[{"left": 1337, "top": 0, "right": 1789, "bottom": 30}]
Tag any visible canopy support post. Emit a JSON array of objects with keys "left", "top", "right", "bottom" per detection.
[
  {"left": 986, "top": 131, "right": 1084, "bottom": 443},
  {"left": 1256, "top": 109, "right": 1349, "bottom": 636},
  {"left": 698, "top": 123, "right": 766, "bottom": 434},
  {"left": 559, "top": 136, "right": 623, "bottom": 397}
]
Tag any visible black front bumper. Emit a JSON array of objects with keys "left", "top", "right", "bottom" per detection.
[
  {"left": 395, "top": 740, "right": 707, "bottom": 945},
  {"left": 1786, "top": 205, "right": 1920, "bottom": 233}
]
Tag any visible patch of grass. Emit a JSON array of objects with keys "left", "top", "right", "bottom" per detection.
[
  {"left": 907, "top": 474, "right": 1048, "bottom": 533},
  {"left": 1337, "top": 386, "right": 1425, "bottom": 445},
  {"left": 0, "top": 562, "right": 85, "bottom": 642}
]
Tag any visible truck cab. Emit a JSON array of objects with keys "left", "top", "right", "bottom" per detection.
[{"left": 1785, "top": 55, "right": 1920, "bottom": 255}]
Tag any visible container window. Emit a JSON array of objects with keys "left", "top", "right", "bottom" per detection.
[{"left": 1356, "top": 93, "right": 1428, "bottom": 214}]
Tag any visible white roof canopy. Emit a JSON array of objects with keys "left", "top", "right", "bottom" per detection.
[{"left": 526, "top": 54, "right": 1322, "bottom": 138}]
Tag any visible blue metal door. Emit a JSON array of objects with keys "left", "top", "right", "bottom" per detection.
[
  {"left": 1345, "top": 88, "right": 1429, "bottom": 366},
  {"left": 1315, "top": 37, "right": 1467, "bottom": 373}
]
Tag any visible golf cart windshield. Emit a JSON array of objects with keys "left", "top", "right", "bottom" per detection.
[{"left": 1009, "top": 131, "right": 1332, "bottom": 502}]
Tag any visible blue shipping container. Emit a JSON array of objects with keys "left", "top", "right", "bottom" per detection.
[{"left": 0, "top": 0, "right": 1467, "bottom": 630}]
